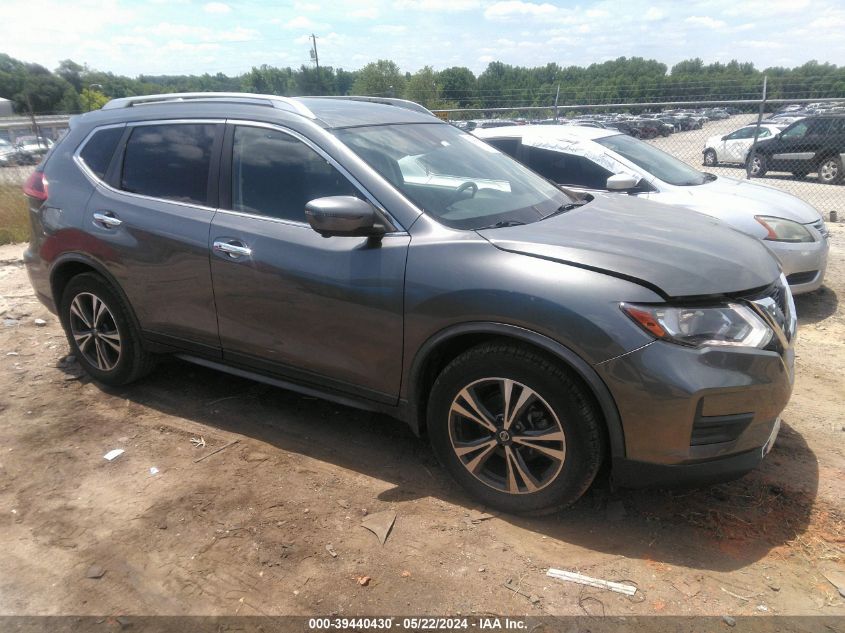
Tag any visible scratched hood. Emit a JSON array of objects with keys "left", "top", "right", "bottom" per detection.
[{"left": 478, "top": 193, "right": 781, "bottom": 298}]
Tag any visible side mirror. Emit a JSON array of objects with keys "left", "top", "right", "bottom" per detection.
[
  {"left": 305, "top": 196, "right": 386, "bottom": 238},
  {"left": 606, "top": 174, "right": 641, "bottom": 191},
  {"left": 721, "top": 135, "right": 728, "bottom": 141}
]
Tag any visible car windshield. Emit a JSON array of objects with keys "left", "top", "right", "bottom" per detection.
[
  {"left": 335, "top": 123, "right": 570, "bottom": 229},
  {"left": 596, "top": 133, "right": 708, "bottom": 186}
]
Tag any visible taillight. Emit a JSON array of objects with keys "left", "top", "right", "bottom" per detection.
[{"left": 23, "top": 170, "right": 49, "bottom": 201}]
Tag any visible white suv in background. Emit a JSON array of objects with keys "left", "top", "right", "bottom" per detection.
[{"left": 703, "top": 124, "right": 786, "bottom": 166}]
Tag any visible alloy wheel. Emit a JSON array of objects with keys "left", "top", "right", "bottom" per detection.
[
  {"left": 819, "top": 159, "right": 839, "bottom": 183},
  {"left": 68, "top": 292, "right": 122, "bottom": 371},
  {"left": 448, "top": 378, "right": 566, "bottom": 495}
]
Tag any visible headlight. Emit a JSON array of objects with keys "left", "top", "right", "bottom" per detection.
[
  {"left": 621, "top": 303, "right": 773, "bottom": 349},
  {"left": 755, "top": 215, "right": 814, "bottom": 242}
]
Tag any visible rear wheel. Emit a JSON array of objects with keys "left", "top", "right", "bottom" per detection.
[
  {"left": 427, "top": 342, "right": 604, "bottom": 515},
  {"left": 61, "top": 273, "right": 155, "bottom": 386},
  {"left": 818, "top": 156, "right": 842, "bottom": 184},
  {"left": 703, "top": 149, "right": 718, "bottom": 167}
]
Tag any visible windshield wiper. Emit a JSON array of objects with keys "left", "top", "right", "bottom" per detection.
[
  {"left": 477, "top": 220, "right": 526, "bottom": 230},
  {"left": 541, "top": 201, "right": 587, "bottom": 220}
]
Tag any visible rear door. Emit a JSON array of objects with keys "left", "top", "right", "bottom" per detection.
[
  {"left": 209, "top": 122, "right": 409, "bottom": 403},
  {"left": 84, "top": 120, "right": 223, "bottom": 352}
]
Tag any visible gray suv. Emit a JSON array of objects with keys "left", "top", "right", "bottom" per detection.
[{"left": 24, "top": 93, "right": 796, "bottom": 514}]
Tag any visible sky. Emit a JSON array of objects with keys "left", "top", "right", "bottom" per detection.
[{"left": 2, "top": 0, "right": 844, "bottom": 77}]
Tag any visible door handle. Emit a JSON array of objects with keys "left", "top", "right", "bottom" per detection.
[
  {"left": 93, "top": 211, "right": 122, "bottom": 228},
  {"left": 213, "top": 239, "right": 252, "bottom": 258}
]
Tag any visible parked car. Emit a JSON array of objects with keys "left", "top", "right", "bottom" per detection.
[
  {"left": 25, "top": 93, "right": 794, "bottom": 514},
  {"left": 637, "top": 118, "right": 673, "bottom": 137},
  {"left": 13, "top": 136, "right": 54, "bottom": 165},
  {"left": 604, "top": 121, "right": 641, "bottom": 138},
  {"left": 747, "top": 114, "right": 845, "bottom": 184},
  {"left": 703, "top": 123, "right": 786, "bottom": 166},
  {"left": 475, "top": 125, "right": 829, "bottom": 294},
  {"left": 0, "top": 138, "right": 20, "bottom": 166}
]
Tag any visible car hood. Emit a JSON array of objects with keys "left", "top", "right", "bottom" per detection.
[
  {"left": 478, "top": 193, "right": 780, "bottom": 298},
  {"left": 660, "top": 175, "right": 822, "bottom": 223}
]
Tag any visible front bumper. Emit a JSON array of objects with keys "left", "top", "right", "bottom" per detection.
[
  {"left": 597, "top": 339, "right": 793, "bottom": 488},
  {"left": 766, "top": 234, "right": 829, "bottom": 295}
]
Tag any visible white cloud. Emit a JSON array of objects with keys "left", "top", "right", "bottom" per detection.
[
  {"left": 203, "top": 2, "right": 231, "bottom": 13},
  {"left": 371, "top": 24, "right": 407, "bottom": 34},
  {"left": 684, "top": 15, "right": 727, "bottom": 29},
  {"left": 478, "top": 54, "right": 495, "bottom": 63},
  {"left": 278, "top": 15, "right": 332, "bottom": 30},
  {"left": 294, "top": 1, "right": 321, "bottom": 10},
  {"left": 394, "top": 0, "right": 481, "bottom": 11},
  {"left": 484, "top": 1, "right": 557, "bottom": 20},
  {"left": 645, "top": 8, "right": 664, "bottom": 21},
  {"left": 151, "top": 23, "right": 259, "bottom": 42},
  {"left": 586, "top": 8, "right": 609, "bottom": 19},
  {"left": 350, "top": 6, "right": 380, "bottom": 19}
]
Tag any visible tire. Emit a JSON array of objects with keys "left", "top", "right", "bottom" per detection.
[
  {"left": 60, "top": 273, "right": 156, "bottom": 386},
  {"left": 747, "top": 153, "right": 768, "bottom": 178},
  {"left": 427, "top": 342, "right": 604, "bottom": 515},
  {"left": 817, "top": 155, "right": 843, "bottom": 185},
  {"left": 703, "top": 149, "right": 718, "bottom": 167}
]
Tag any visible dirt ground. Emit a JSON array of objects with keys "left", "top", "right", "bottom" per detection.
[{"left": 0, "top": 227, "right": 843, "bottom": 619}]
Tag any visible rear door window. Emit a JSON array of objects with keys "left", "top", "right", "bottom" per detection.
[
  {"left": 121, "top": 124, "right": 217, "bottom": 205},
  {"left": 525, "top": 146, "right": 613, "bottom": 189},
  {"left": 79, "top": 127, "right": 124, "bottom": 180},
  {"left": 486, "top": 138, "right": 521, "bottom": 158}
]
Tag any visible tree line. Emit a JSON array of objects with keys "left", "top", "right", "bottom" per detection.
[{"left": 1, "top": 52, "right": 843, "bottom": 117}]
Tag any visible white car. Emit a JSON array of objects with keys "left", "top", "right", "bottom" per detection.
[
  {"left": 474, "top": 125, "right": 829, "bottom": 294},
  {"left": 703, "top": 124, "right": 785, "bottom": 166}
]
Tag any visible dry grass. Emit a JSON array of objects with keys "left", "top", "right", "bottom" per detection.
[{"left": 0, "top": 181, "right": 30, "bottom": 245}]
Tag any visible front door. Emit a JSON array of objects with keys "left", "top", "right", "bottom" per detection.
[{"left": 209, "top": 123, "right": 409, "bottom": 403}]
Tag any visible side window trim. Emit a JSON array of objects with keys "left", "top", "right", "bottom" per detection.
[{"left": 221, "top": 120, "right": 404, "bottom": 233}]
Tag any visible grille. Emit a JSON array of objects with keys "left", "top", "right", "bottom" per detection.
[{"left": 749, "top": 276, "right": 796, "bottom": 344}]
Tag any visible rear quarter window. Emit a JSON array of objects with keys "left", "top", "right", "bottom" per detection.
[{"left": 79, "top": 127, "right": 124, "bottom": 180}]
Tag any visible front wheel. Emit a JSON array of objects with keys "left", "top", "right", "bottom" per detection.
[
  {"left": 818, "top": 156, "right": 842, "bottom": 184},
  {"left": 427, "top": 343, "right": 604, "bottom": 515},
  {"left": 703, "top": 149, "right": 718, "bottom": 167}
]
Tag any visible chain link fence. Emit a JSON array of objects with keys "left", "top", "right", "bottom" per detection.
[
  {"left": 1, "top": 95, "right": 842, "bottom": 245},
  {"left": 434, "top": 97, "right": 845, "bottom": 221}
]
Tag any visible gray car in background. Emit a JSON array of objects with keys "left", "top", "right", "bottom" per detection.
[
  {"left": 475, "top": 125, "right": 829, "bottom": 294},
  {"left": 24, "top": 93, "right": 794, "bottom": 514}
]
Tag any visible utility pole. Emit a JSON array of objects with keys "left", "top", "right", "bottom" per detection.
[
  {"left": 310, "top": 34, "right": 320, "bottom": 72},
  {"left": 553, "top": 83, "right": 560, "bottom": 121},
  {"left": 746, "top": 75, "right": 768, "bottom": 180}
]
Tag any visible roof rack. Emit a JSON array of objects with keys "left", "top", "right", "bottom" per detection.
[
  {"left": 101, "top": 92, "right": 316, "bottom": 119},
  {"left": 303, "top": 96, "right": 435, "bottom": 117}
]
